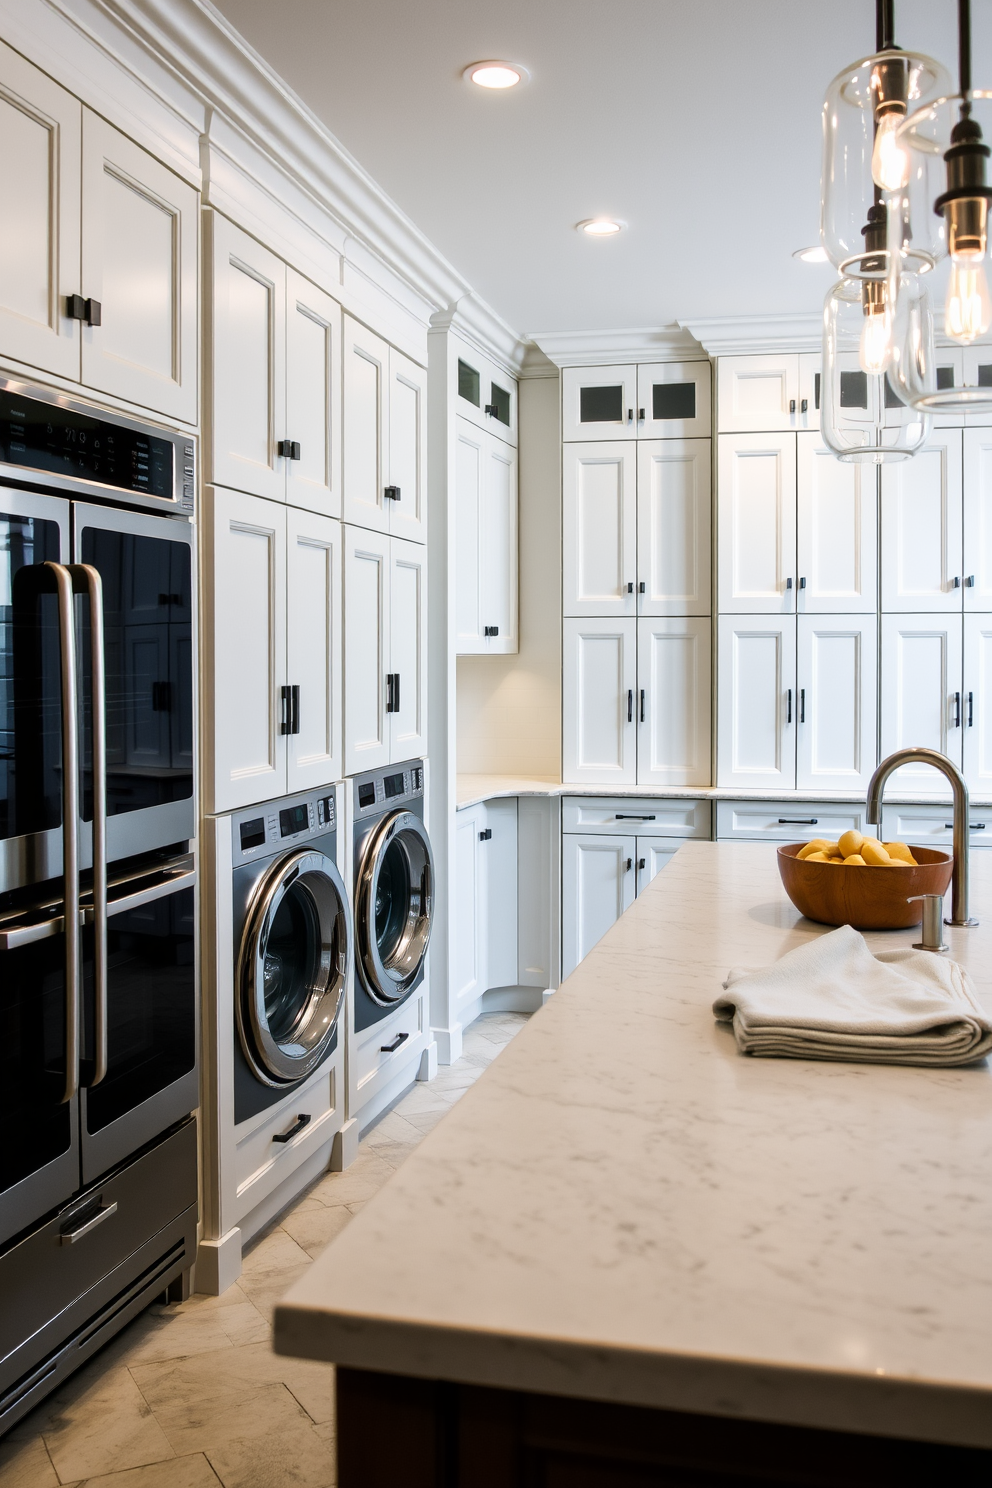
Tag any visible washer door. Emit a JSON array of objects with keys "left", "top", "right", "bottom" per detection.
[
  {"left": 356, "top": 811, "right": 434, "bottom": 1006},
  {"left": 237, "top": 849, "right": 351, "bottom": 1087}
]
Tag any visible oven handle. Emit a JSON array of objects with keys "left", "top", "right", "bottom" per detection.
[
  {"left": 0, "top": 909, "right": 84, "bottom": 950},
  {"left": 45, "top": 562, "right": 80, "bottom": 1105},
  {"left": 71, "top": 564, "right": 107, "bottom": 1087},
  {"left": 84, "top": 868, "right": 197, "bottom": 921}
]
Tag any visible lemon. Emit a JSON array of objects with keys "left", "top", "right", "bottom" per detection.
[
  {"left": 797, "top": 839, "right": 832, "bottom": 859},
  {"left": 861, "top": 839, "right": 892, "bottom": 866},
  {"left": 884, "top": 841, "right": 918, "bottom": 866},
  {"left": 843, "top": 853, "right": 867, "bottom": 865},
  {"left": 837, "top": 830, "right": 864, "bottom": 858}
]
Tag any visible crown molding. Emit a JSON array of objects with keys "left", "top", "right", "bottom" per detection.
[
  {"left": 681, "top": 312, "right": 823, "bottom": 357},
  {"left": 527, "top": 325, "right": 704, "bottom": 368},
  {"left": 430, "top": 298, "right": 529, "bottom": 377}
]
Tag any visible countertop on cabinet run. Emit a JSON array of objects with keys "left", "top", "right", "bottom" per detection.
[
  {"left": 455, "top": 772, "right": 992, "bottom": 812},
  {"left": 275, "top": 844, "right": 992, "bottom": 1449}
]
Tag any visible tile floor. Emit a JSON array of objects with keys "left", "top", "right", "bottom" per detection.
[{"left": 1, "top": 1013, "right": 530, "bottom": 1488}]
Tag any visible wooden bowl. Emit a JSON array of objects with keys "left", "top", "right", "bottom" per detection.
[{"left": 776, "top": 844, "right": 954, "bottom": 930}]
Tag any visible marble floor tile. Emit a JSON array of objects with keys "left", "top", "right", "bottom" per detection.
[
  {"left": 131, "top": 1341, "right": 332, "bottom": 1427},
  {"left": 0, "top": 1433, "right": 59, "bottom": 1488},
  {"left": 42, "top": 1366, "right": 175, "bottom": 1483},
  {"left": 401, "top": 1108, "right": 448, "bottom": 1135},
  {"left": 360, "top": 1138, "right": 418, "bottom": 1170},
  {"left": 306, "top": 1152, "right": 395, "bottom": 1208},
  {"left": 280, "top": 1202, "right": 355, "bottom": 1259},
  {"left": 236, "top": 1230, "right": 312, "bottom": 1319},
  {"left": 360, "top": 1108, "right": 422, "bottom": 1146},
  {"left": 205, "top": 1423, "right": 334, "bottom": 1488},
  {"left": 151, "top": 1382, "right": 313, "bottom": 1459},
  {"left": 74, "top": 1454, "right": 222, "bottom": 1487}
]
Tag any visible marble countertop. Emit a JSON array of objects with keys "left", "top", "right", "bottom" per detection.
[{"left": 275, "top": 844, "right": 992, "bottom": 1448}]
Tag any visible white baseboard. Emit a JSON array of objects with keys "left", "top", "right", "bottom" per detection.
[
  {"left": 194, "top": 1227, "right": 243, "bottom": 1296},
  {"left": 417, "top": 1039, "right": 438, "bottom": 1081},
  {"left": 432, "top": 1021, "right": 463, "bottom": 1066},
  {"left": 330, "top": 1118, "right": 359, "bottom": 1171}
]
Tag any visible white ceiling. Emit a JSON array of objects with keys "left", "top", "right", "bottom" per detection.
[{"left": 207, "top": 0, "right": 984, "bottom": 337}]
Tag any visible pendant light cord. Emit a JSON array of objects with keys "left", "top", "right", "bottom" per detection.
[
  {"left": 960, "top": 0, "right": 972, "bottom": 115},
  {"left": 876, "top": 0, "right": 894, "bottom": 52}
]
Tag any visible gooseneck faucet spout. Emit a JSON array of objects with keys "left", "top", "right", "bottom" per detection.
[{"left": 866, "top": 748, "right": 977, "bottom": 927}]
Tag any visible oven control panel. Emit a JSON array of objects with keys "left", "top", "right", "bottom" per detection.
[{"left": 232, "top": 787, "right": 337, "bottom": 864}]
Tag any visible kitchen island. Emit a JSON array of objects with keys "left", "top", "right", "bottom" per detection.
[{"left": 274, "top": 843, "right": 992, "bottom": 1485}]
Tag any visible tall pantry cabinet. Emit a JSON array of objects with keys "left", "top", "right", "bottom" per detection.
[{"left": 561, "top": 360, "right": 712, "bottom": 786}]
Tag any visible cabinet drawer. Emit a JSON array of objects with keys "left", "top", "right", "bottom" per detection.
[
  {"left": 562, "top": 796, "right": 711, "bottom": 838},
  {"left": 715, "top": 801, "right": 876, "bottom": 842},
  {"left": 234, "top": 1059, "right": 339, "bottom": 1216},
  {"left": 354, "top": 993, "right": 425, "bottom": 1097},
  {"left": 880, "top": 804, "right": 992, "bottom": 848}
]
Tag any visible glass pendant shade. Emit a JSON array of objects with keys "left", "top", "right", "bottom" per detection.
[
  {"left": 821, "top": 49, "right": 950, "bottom": 276},
  {"left": 821, "top": 275, "right": 932, "bottom": 461},
  {"left": 887, "top": 91, "right": 992, "bottom": 411}
]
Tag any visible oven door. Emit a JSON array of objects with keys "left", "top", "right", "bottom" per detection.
[
  {"left": 1, "top": 488, "right": 70, "bottom": 893},
  {"left": 73, "top": 503, "right": 194, "bottom": 867},
  {"left": 80, "top": 859, "right": 197, "bottom": 1183}
]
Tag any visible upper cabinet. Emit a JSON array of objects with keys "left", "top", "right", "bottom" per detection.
[
  {"left": 717, "top": 354, "right": 819, "bottom": 434},
  {"left": 343, "top": 315, "right": 426, "bottom": 543},
  {"left": 563, "top": 361, "right": 711, "bottom": 442},
  {"left": 455, "top": 419, "right": 518, "bottom": 654},
  {"left": 454, "top": 341, "right": 517, "bottom": 446},
  {"left": 0, "top": 42, "right": 198, "bottom": 423},
  {"left": 880, "top": 435, "right": 964, "bottom": 612},
  {"left": 207, "top": 213, "right": 341, "bottom": 516}
]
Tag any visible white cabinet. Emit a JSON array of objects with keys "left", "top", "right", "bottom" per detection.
[
  {"left": 715, "top": 801, "right": 877, "bottom": 842},
  {"left": 452, "top": 798, "right": 519, "bottom": 1014},
  {"left": 562, "top": 364, "right": 638, "bottom": 441},
  {"left": 453, "top": 337, "right": 517, "bottom": 446},
  {"left": 717, "top": 354, "right": 805, "bottom": 433},
  {"left": 880, "top": 614, "right": 963, "bottom": 791},
  {"left": 343, "top": 525, "right": 426, "bottom": 775},
  {"left": 717, "top": 433, "right": 797, "bottom": 613},
  {"left": 343, "top": 315, "right": 426, "bottom": 542},
  {"left": 964, "top": 614, "right": 992, "bottom": 794},
  {"left": 562, "top": 443, "right": 636, "bottom": 617},
  {"left": 796, "top": 434, "right": 877, "bottom": 613},
  {"left": 636, "top": 841, "right": 679, "bottom": 895},
  {"left": 561, "top": 833, "right": 636, "bottom": 977},
  {"left": 637, "top": 616, "right": 711, "bottom": 786},
  {"left": 717, "top": 615, "right": 796, "bottom": 790},
  {"left": 963, "top": 429, "right": 992, "bottom": 609},
  {"left": 880, "top": 435, "right": 964, "bottom": 611},
  {"left": 562, "top": 619, "right": 637, "bottom": 785},
  {"left": 0, "top": 42, "right": 198, "bottom": 421},
  {"left": 637, "top": 439, "right": 711, "bottom": 615},
  {"left": 208, "top": 214, "right": 341, "bottom": 514},
  {"left": 203, "top": 487, "right": 342, "bottom": 813},
  {"left": 636, "top": 361, "right": 711, "bottom": 439},
  {"left": 795, "top": 615, "right": 877, "bottom": 793},
  {"left": 455, "top": 419, "right": 518, "bottom": 653},
  {"left": 880, "top": 802, "right": 992, "bottom": 849}
]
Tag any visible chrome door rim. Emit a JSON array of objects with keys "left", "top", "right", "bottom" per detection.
[
  {"left": 356, "top": 811, "right": 434, "bottom": 1006},
  {"left": 236, "top": 849, "right": 351, "bottom": 1087}
]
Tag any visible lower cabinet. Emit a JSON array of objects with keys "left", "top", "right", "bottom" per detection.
[{"left": 452, "top": 800, "right": 518, "bottom": 1020}]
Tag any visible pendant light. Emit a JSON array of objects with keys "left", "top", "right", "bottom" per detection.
[
  {"left": 820, "top": 0, "right": 937, "bottom": 462},
  {"left": 887, "top": 0, "right": 992, "bottom": 412}
]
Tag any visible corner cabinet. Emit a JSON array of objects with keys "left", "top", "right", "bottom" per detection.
[
  {"left": 0, "top": 40, "right": 198, "bottom": 422},
  {"left": 455, "top": 417, "right": 518, "bottom": 653},
  {"left": 202, "top": 486, "right": 343, "bottom": 814},
  {"left": 343, "top": 316, "right": 426, "bottom": 543}
]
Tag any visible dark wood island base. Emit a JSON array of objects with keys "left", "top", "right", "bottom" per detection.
[{"left": 336, "top": 1368, "right": 992, "bottom": 1487}]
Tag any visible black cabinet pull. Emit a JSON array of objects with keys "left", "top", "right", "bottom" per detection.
[
  {"left": 278, "top": 440, "right": 301, "bottom": 460},
  {"left": 384, "top": 484, "right": 401, "bottom": 500},
  {"left": 627, "top": 407, "right": 634, "bottom": 423},
  {"left": 638, "top": 408, "right": 645, "bottom": 420},
  {"left": 479, "top": 827, "right": 492, "bottom": 841},
  {"left": 615, "top": 813, "right": 656, "bottom": 820},
  {"left": 639, "top": 688, "right": 645, "bottom": 722},
  {"left": 639, "top": 581, "right": 645, "bottom": 593},
  {"left": 954, "top": 691, "right": 962, "bottom": 728},
  {"left": 786, "top": 688, "right": 792, "bottom": 724},
  {"left": 273, "top": 1113, "right": 311, "bottom": 1144},
  {"left": 945, "top": 821, "right": 985, "bottom": 829},
  {"left": 624, "top": 857, "right": 632, "bottom": 871},
  {"left": 381, "top": 1031, "right": 409, "bottom": 1054},
  {"left": 626, "top": 581, "right": 634, "bottom": 593},
  {"left": 291, "top": 684, "right": 300, "bottom": 735},
  {"left": 484, "top": 625, "right": 499, "bottom": 636},
  {"left": 966, "top": 574, "right": 976, "bottom": 587},
  {"left": 798, "top": 576, "right": 806, "bottom": 589},
  {"left": 280, "top": 684, "right": 292, "bottom": 734},
  {"left": 953, "top": 575, "right": 962, "bottom": 588},
  {"left": 778, "top": 817, "right": 818, "bottom": 825},
  {"left": 637, "top": 857, "right": 646, "bottom": 869},
  {"left": 67, "top": 294, "right": 101, "bottom": 326},
  {"left": 801, "top": 398, "right": 808, "bottom": 413},
  {"left": 969, "top": 690, "right": 974, "bottom": 727},
  {"left": 799, "top": 687, "right": 805, "bottom": 723},
  {"left": 385, "top": 673, "right": 401, "bottom": 713},
  {"left": 484, "top": 404, "right": 498, "bottom": 418},
  {"left": 627, "top": 688, "right": 633, "bottom": 723},
  {"left": 786, "top": 576, "right": 793, "bottom": 590},
  {"left": 789, "top": 398, "right": 796, "bottom": 414}
]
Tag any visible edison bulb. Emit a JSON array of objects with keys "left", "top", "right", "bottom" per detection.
[
  {"left": 871, "top": 111, "right": 910, "bottom": 191},
  {"left": 945, "top": 260, "right": 992, "bottom": 344},
  {"left": 859, "top": 309, "right": 890, "bottom": 374}
]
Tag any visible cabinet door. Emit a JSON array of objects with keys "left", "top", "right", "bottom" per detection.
[
  {"left": 796, "top": 615, "right": 877, "bottom": 794},
  {"left": 930, "top": 347, "right": 964, "bottom": 430},
  {"left": 454, "top": 420, "right": 486, "bottom": 653},
  {"left": 485, "top": 798, "right": 518, "bottom": 990},
  {"left": 204, "top": 487, "right": 286, "bottom": 813},
  {"left": 963, "top": 428, "right": 992, "bottom": 610},
  {"left": 880, "top": 614, "right": 963, "bottom": 790},
  {"left": 285, "top": 269, "right": 341, "bottom": 518},
  {"left": 963, "top": 614, "right": 992, "bottom": 794},
  {"left": 452, "top": 804, "right": 487, "bottom": 1013},
  {"left": 635, "top": 839, "right": 678, "bottom": 896},
  {"left": 482, "top": 434, "right": 518, "bottom": 652},
  {"left": 0, "top": 41, "right": 80, "bottom": 379},
  {"left": 81, "top": 112, "right": 198, "bottom": 424},
  {"left": 387, "top": 349, "right": 426, "bottom": 543},
  {"left": 286, "top": 509, "right": 341, "bottom": 791},
  {"left": 797, "top": 353, "right": 821, "bottom": 431},
  {"left": 562, "top": 364, "right": 638, "bottom": 441},
  {"left": 562, "top": 619, "right": 637, "bottom": 786},
  {"left": 962, "top": 347, "right": 992, "bottom": 427},
  {"left": 637, "top": 616, "right": 711, "bottom": 787},
  {"left": 561, "top": 833, "right": 636, "bottom": 978},
  {"left": 716, "top": 354, "right": 799, "bottom": 433},
  {"left": 636, "top": 361, "right": 711, "bottom": 439},
  {"left": 717, "top": 433, "right": 797, "bottom": 613},
  {"left": 562, "top": 443, "right": 636, "bottom": 617},
  {"left": 880, "top": 435, "right": 964, "bottom": 611},
  {"left": 796, "top": 433, "right": 877, "bottom": 613},
  {"left": 716, "top": 616, "right": 796, "bottom": 790},
  {"left": 207, "top": 213, "right": 286, "bottom": 501},
  {"left": 637, "top": 439, "right": 711, "bottom": 615},
  {"left": 343, "top": 524, "right": 390, "bottom": 775},
  {"left": 389, "top": 536, "right": 427, "bottom": 762},
  {"left": 343, "top": 316, "right": 389, "bottom": 533}
]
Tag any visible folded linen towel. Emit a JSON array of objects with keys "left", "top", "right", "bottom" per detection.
[{"left": 713, "top": 924, "right": 992, "bottom": 1067}]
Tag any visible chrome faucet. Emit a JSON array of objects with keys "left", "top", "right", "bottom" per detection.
[{"left": 866, "top": 748, "right": 977, "bottom": 927}]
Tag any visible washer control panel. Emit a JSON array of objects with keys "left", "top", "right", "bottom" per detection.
[
  {"left": 354, "top": 759, "right": 425, "bottom": 819},
  {"left": 232, "top": 786, "right": 337, "bottom": 864}
]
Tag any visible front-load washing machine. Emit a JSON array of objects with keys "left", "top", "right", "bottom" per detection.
[{"left": 349, "top": 760, "right": 435, "bottom": 1123}]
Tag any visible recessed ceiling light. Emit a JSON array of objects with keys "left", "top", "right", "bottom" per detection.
[
  {"left": 792, "top": 244, "right": 829, "bottom": 263},
  {"left": 577, "top": 219, "right": 625, "bottom": 237},
  {"left": 464, "top": 60, "right": 529, "bottom": 89}
]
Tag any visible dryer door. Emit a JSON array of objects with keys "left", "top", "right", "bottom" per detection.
[
  {"left": 356, "top": 811, "right": 434, "bottom": 1006},
  {"left": 237, "top": 849, "right": 351, "bottom": 1086}
]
